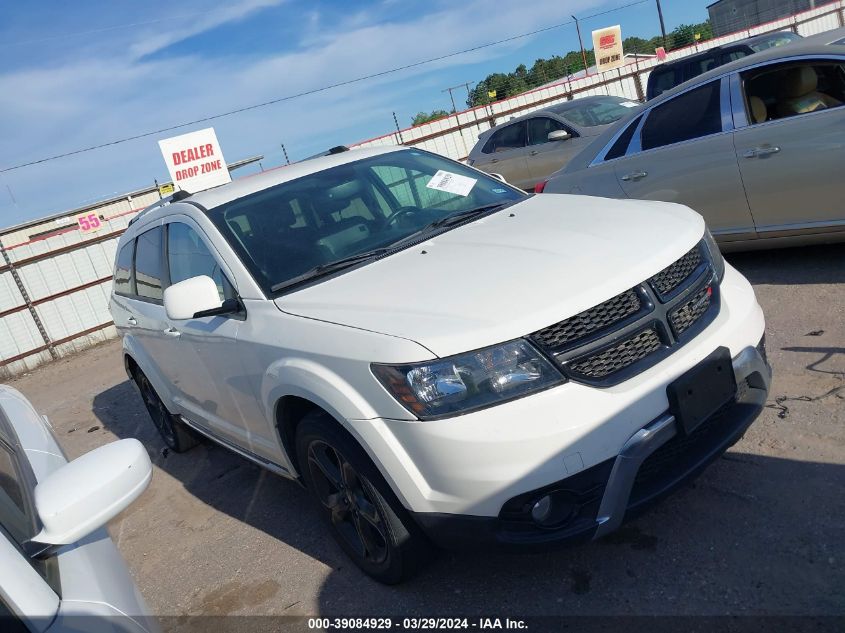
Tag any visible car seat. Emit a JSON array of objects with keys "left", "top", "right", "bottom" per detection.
[
  {"left": 748, "top": 96, "right": 768, "bottom": 123},
  {"left": 777, "top": 66, "right": 841, "bottom": 117}
]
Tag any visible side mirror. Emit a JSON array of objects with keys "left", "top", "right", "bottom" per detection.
[
  {"left": 28, "top": 439, "right": 151, "bottom": 554},
  {"left": 164, "top": 275, "right": 226, "bottom": 320},
  {"left": 489, "top": 173, "right": 509, "bottom": 184},
  {"left": 548, "top": 130, "right": 572, "bottom": 142}
]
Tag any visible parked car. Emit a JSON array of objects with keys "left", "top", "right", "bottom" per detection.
[
  {"left": 543, "top": 42, "right": 845, "bottom": 251},
  {"left": 803, "top": 25, "right": 845, "bottom": 46},
  {"left": 110, "top": 145, "right": 770, "bottom": 583},
  {"left": 646, "top": 30, "right": 802, "bottom": 99},
  {"left": 0, "top": 386, "right": 157, "bottom": 633},
  {"left": 467, "top": 95, "right": 641, "bottom": 191}
]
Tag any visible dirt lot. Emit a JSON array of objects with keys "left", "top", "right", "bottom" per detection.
[{"left": 10, "top": 244, "right": 845, "bottom": 625}]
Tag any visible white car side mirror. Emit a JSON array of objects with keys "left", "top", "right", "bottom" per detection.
[
  {"left": 163, "top": 275, "right": 222, "bottom": 320},
  {"left": 29, "top": 439, "right": 151, "bottom": 551},
  {"left": 548, "top": 130, "right": 572, "bottom": 142}
]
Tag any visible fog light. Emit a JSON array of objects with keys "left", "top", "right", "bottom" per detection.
[{"left": 531, "top": 495, "right": 552, "bottom": 523}]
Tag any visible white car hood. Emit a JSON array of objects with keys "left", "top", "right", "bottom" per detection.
[{"left": 276, "top": 194, "right": 705, "bottom": 358}]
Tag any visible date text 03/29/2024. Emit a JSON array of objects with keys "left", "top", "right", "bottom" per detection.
[{"left": 307, "top": 618, "right": 528, "bottom": 630}]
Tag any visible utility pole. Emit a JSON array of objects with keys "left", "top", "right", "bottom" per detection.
[
  {"left": 280, "top": 143, "right": 290, "bottom": 165},
  {"left": 655, "top": 0, "right": 668, "bottom": 49},
  {"left": 392, "top": 112, "right": 404, "bottom": 144},
  {"left": 572, "top": 15, "right": 589, "bottom": 76},
  {"left": 443, "top": 86, "right": 457, "bottom": 113}
]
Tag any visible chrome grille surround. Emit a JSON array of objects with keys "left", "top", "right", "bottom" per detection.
[{"left": 530, "top": 241, "right": 719, "bottom": 387}]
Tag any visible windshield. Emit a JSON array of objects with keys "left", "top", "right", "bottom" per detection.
[
  {"left": 749, "top": 32, "right": 801, "bottom": 52},
  {"left": 561, "top": 97, "right": 639, "bottom": 127},
  {"left": 207, "top": 149, "right": 526, "bottom": 294}
]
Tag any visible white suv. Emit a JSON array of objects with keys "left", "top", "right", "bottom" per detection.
[{"left": 109, "top": 146, "right": 770, "bottom": 583}]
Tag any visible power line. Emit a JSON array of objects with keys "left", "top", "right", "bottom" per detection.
[{"left": 1, "top": 0, "right": 648, "bottom": 174}]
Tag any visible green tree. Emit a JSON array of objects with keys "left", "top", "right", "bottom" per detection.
[
  {"left": 411, "top": 109, "right": 451, "bottom": 126},
  {"left": 463, "top": 19, "right": 714, "bottom": 108}
]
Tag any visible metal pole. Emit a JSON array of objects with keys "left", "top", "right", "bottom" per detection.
[
  {"left": 463, "top": 82, "right": 482, "bottom": 129},
  {"left": 443, "top": 86, "right": 458, "bottom": 113},
  {"left": 392, "top": 112, "right": 405, "bottom": 144},
  {"left": 0, "top": 241, "right": 57, "bottom": 360},
  {"left": 280, "top": 143, "right": 290, "bottom": 165},
  {"left": 655, "top": 0, "right": 668, "bottom": 49},
  {"left": 572, "top": 16, "right": 589, "bottom": 75}
]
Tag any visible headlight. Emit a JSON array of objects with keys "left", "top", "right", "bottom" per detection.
[
  {"left": 372, "top": 339, "right": 564, "bottom": 419},
  {"left": 703, "top": 228, "right": 725, "bottom": 281}
]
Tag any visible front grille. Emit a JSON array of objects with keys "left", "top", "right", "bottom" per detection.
[
  {"left": 569, "top": 327, "right": 662, "bottom": 379},
  {"left": 649, "top": 246, "right": 702, "bottom": 298},
  {"left": 531, "top": 289, "right": 643, "bottom": 350},
  {"left": 669, "top": 283, "right": 712, "bottom": 336},
  {"left": 529, "top": 240, "right": 719, "bottom": 387}
]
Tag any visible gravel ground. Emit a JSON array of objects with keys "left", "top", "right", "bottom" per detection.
[{"left": 9, "top": 244, "right": 844, "bottom": 627}]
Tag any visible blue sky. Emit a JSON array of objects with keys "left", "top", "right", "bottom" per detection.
[{"left": 0, "top": 0, "right": 708, "bottom": 225}]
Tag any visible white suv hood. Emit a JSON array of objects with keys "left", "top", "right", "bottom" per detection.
[{"left": 276, "top": 195, "right": 705, "bottom": 358}]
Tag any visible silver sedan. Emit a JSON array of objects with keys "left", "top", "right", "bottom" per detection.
[
  {"left": 543, "top": 42, "right": 845, "bottom": 251},
  {"left": 467, "top": 95, "right": 642, "bottom": 191}
]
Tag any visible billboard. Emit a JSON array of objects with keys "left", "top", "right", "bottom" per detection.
[
  {"left": 592, "top": 25, "right": 624, "bottom": 73},
  {"left": 158, "top": 127, "right": 231, "bottom": 193}
]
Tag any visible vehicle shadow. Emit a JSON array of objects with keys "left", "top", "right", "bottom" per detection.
[
  {"left": 311, "top": 452, "right": 844, "bottom": 618},
  {"left": 92, "top": 381, "right": 843, "bottom": 621},
  {"left": 91, "top": 380, "right": 341, "bottom": 572},
  {"left": 725, "top": 243, "right": 845, "bottom": 285}
]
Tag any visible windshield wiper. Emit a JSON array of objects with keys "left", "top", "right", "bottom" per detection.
[
  {"left": 388, "top": 203, "right": 509, "bottom": 249},
  {"left": 270, "top": 248, "right": 390, "bottom": 293}
]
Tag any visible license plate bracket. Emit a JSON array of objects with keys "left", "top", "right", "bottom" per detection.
[{"left": 667, "top": 346, "right": 736, "bottom": 436}]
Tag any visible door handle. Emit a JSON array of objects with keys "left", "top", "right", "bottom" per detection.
[
  {"left": 163, "top": 327, "right": 181, "bottom": 338},
  {"left": 743, "top": 145, "right": 780, "bottom": 159},
  {"left": 529, "top": 150, "right": 539, "bottom": 156},
  {"left": 621, "top": 171, "right": 648, "bottom": 182},
  {"left": 490, "top": 158, "right": 499, "bottom": 163},
  {"left": 126, "top": 316, "right": 137, "bottom": 326}
]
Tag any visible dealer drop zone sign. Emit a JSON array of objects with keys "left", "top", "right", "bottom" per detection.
[{"left": 158, "top": 127, "right": 231, "bottom": 193}]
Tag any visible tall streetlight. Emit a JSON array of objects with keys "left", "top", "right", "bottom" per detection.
[
  {"left": 572, "top": 15, "right": 589, "bottom": 76},
  {"left": 655, "top": 0, "right": 668, "bottom": 49}
]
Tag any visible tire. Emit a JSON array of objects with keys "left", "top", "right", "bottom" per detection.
[
  {"left": 295, "top": 410, "right": 431, "bottom": 584},
  {"left": 133, "top": 369, "right": 200, "bottom": 453}
]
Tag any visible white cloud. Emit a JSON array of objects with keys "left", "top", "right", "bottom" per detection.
[
  {"left": 0, "top": 0, "right": 597, "bottom": 222},
  {"left": 127, "top": 0, "right": 287, "bottom": 60}
]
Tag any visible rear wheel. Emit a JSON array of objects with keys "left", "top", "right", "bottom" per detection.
[
  {"left": 295, "top": 410, "right": 431, "bottom": 584},
  {"left": 133, "top": 369, "right": 199, "bottom": 453}
]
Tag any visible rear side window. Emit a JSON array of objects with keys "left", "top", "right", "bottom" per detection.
[
  {"left": 482, "top": 122, "right": 526, "bottom": 153},
  {"left": 134, "top": 226, "right": 164, "bottom": 301},
  {"left": 113, "top": 241, "right": 134, "bottom": 296},
  {"left": 604, "top": 115, "right": 642, "bottom": 161},
  {"left": 649, "top": 68, "right": 682, "bottom": 98},
  {"left": 641, "top": 81, "right": 723, "bottom": 151}
]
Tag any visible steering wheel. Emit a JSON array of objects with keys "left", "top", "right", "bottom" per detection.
[{"left": 383, "top": 206, "right": 420, "bottom": 228}]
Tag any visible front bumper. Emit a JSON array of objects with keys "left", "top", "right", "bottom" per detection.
[{"left": 412, "top": 339, "right": 771, "bottom": 550}]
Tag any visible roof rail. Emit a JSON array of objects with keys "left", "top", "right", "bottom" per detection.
[{"left": 128, "top": 189, "right": 192, "bottom": 226}]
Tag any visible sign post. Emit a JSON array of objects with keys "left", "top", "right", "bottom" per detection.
[
  {"left": 158, "top": 127, "right": 231, "bottom": 193},
  {"left": 592, "top": 25, "right": 625, "bottom": 73}
]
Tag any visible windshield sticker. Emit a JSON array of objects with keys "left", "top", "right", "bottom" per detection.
[
  {"left": 620, "top": 101, "right": 639, "bottom": 108},
  {"left": 426, "top": 170, "right": 477, "bottom": 197},
  {"left": 492, "top": 187, "right": 508, "bottom": 194}
]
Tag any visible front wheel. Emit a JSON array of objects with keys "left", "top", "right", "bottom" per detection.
[{"left": 295, "top": 411, "right": 431, "bottom": 584}]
